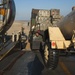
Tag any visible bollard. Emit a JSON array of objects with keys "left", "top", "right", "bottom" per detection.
[
  {"left": 16, "top": 33, "right": 19, "bottom": 41},
  {"left": 12, "top": 33, "right": 14, "bottom": 42}
]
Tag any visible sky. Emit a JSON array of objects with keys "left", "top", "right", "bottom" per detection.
[{"left": 14, "top": 0, "right": 75, "bottom": 20}]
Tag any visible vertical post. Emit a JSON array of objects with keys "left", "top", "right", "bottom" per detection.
[
  {"left": 16, "top": 33, "right": 19, "bottom": 41},
  {"left": 12, "top": 33, "right": 14, "bottom": 42}
]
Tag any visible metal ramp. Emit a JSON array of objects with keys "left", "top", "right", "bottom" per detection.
[{"left": 0, "top": 40, "right": 18, "bottom": 60}]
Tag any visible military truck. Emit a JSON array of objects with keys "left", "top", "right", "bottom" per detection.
[
  {"left": 29, "top": 7, "right": 75, "bottom": 70},
  {"left": 29, "top": 8, "right": 64, "bottom": 70}
]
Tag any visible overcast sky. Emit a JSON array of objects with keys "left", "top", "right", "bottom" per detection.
[{"left": 14, "top": 0, "right": 75, "bottom": 20}]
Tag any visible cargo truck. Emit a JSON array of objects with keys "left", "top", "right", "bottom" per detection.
[{"left": 29, "top": 8, "right": 75, "bottom": 70}]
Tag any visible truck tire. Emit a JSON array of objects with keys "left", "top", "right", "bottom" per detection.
[{"left": 44, "top": 40, "right": 59, "bottom": 70}]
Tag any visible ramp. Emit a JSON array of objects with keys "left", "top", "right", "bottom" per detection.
[{"left": 0, "top": 40, "right": 18, "bottom": 60}]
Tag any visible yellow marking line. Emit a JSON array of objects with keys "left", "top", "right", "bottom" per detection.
[{"left": 59, "top": 61, "right": 72, "bottom": 75}]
